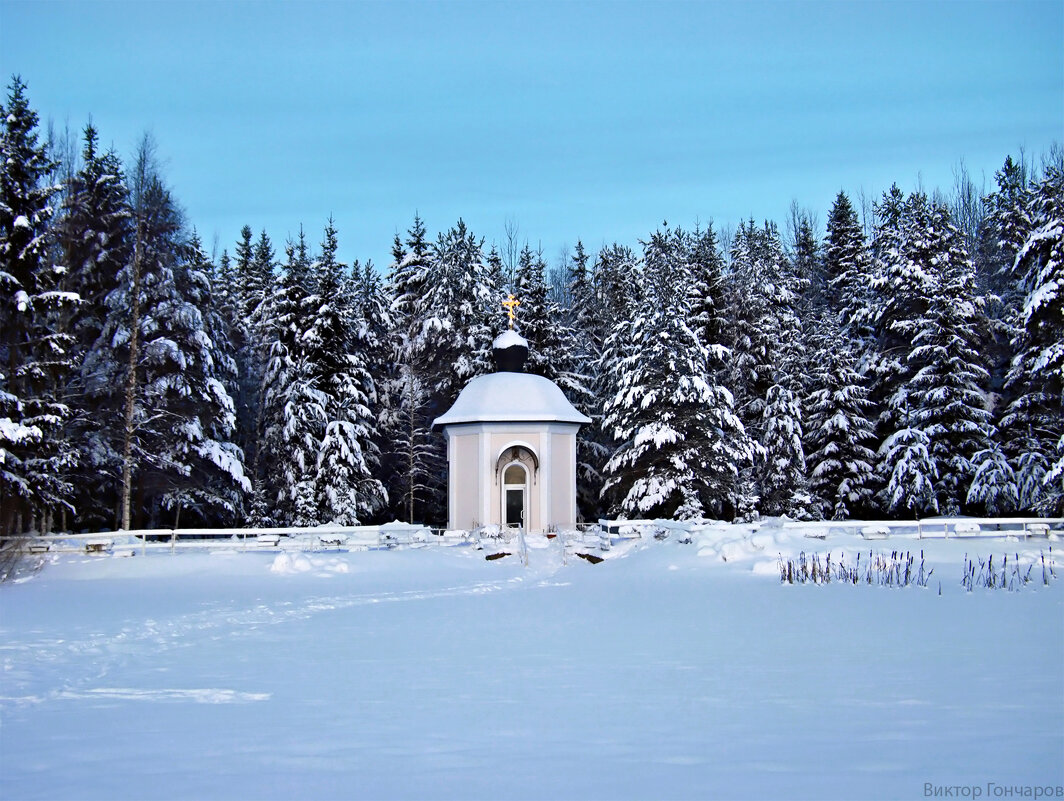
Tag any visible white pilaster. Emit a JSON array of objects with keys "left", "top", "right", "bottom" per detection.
[
  {"left": 539, "top": 430, "right": 552, "bottom": 533},
  {"left": 480, "top": 429, "right": 492, "bottom": 528}
]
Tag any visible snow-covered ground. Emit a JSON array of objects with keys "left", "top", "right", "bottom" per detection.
[{"left": 2, "top": 524, "right": 1062, "bottom": 800}]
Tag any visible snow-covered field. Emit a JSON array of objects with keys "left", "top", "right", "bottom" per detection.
[{"left": 2, "top": 525, "right": 1062, "bottom": 801}]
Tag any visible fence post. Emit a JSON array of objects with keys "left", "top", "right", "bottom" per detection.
[{"left": 518, "top": 527, "right": 528, "bottom": 566}]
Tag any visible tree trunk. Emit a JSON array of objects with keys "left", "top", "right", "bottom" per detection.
[{"left": 120, "top": 220, "right": 144, "bottom": 531}]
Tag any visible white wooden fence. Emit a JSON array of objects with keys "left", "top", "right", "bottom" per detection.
[
  {"left": 2, "top": 516, "right": 1061, "bottom": 558},
  {"left": 597, "top": 516, "right": 1064, "bottom": 541}
]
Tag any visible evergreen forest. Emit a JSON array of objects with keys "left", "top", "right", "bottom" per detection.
[{"left": 2, "top": 77, "right": 1062, "bottom": 536}]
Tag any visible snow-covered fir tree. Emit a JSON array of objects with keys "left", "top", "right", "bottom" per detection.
[
  {"left": 258, "top": 228, "right": 314, "bottom": 525},
  {"left": 565, "top": 240, "right": 609, "bottom": 519},
  {"left": 1001, "top": 160, "right": 1064, "bottom": 514},
  {"left": 966, "top": 438, "right": 1019, "bottom": 516},
  {"left": 758, "top": 383, "right": 812, "bottom": 518},
  {"left": 421, "top": 219, "right": 497, "bottom": 400},
  {"left": 823, "top": 190, "right": 870, "bottom": 337},
  {"left": 788, "top": 207, "right": 821, "bottom": 321},
  {"left": 591, "top": 244, "right": 644, "bottom": 508},
  {"left": 0, "top": 77, "right": 77, "bottom": 535},
  {"left": 402, "top": 219, "right": 497, "bottom": 522},
  {"left": 688, "top": 223, "right": 730, "bottom": 377},
  {"left": 726, "top": 220, "right": 803, "bottom": 433},
  {"left": 151, "top": 232, "right": 249, "bottom": 526},
  {"left": 602, "top": 227, "right": 752, "bottom": 519},
  {"left": 866, "top": 188, "right": 934, "bottom": 505},
  {"left": 804, "top": 313, "right": 877, "bottom": 519},
  {"left": 302, "top": 220, "right": 386, "bottom": 524},
  {"left": 904, "top": 200, "right": 993, "bottom": 514},
  {"left": 981, "top": 155, "right": 1034, "bottom": 299},
  {"left": 726, "top": 219, "right": 807, "bottom": 516},
  {"left": 514, "top": 243, "right": 590, "bottom": 415},
  {"left": 231, "top": 229, "right": 276, "bottom": 498},
  {"left": 878, "top": 408, "right": 939, "bottom": 518},
  {"left": 53, "top": 125, "right": 132, "bottom": 529},
  {"left": 81, "top": 143, "right": 247, "bottom": 528},
  {"left": 383, "top": 215, "right": 445, "bottom": 523}
]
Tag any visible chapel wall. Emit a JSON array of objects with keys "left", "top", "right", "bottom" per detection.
[
  {"left": 551, "top": 431, "right": 576, "bottom": 529},
  {"left": 449, "top": 433, "right": 481, "bottom": 531}
]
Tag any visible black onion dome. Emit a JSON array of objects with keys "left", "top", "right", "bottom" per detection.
[{"left": 493, "top": 329, "right": 529, "bottom": 372}]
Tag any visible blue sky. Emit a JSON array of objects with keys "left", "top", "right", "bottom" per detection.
[{"left": 1, "top": 0, "right": 1061, "bottom": 272}]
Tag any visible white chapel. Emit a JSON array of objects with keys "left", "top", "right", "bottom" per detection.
[{"left": 433, "top": 297, "right": 590, "bottom": 533}]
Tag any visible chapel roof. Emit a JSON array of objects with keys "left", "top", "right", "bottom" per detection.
[{"left": 432, "top": 372, "right": 591, "bottom": 428}]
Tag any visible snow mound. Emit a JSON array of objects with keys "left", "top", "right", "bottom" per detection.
[
  {"left": 695, "top": 527, "right": 779, "bottom": 563},
  {"left": 269, "top": 552, "right": 349, "bottom": 576}
]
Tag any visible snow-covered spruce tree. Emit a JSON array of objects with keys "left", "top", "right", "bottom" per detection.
[
  {"left": 602, "top": 227, "right": 752, "bottom": 520},
  {"left": 383, "top": 215, "right": 442, "bottom": 523},
  {"left": 275, "top": 353, "right": 327, "bottom": 528},
  {"left": 878, "top": 403, "right": 939, "bottom": 518},
  {"left": 57, "top": 125, "right": 131, "bottom": 358},
  {"left": 54, "top": 124, "right": 133, "bottom": 529},
  {"left": 149, "top": 232, "right": 249, "bottom": 526},
  {"left": 686, "top": 221, "right": 759, "bottom": 516},
  {"left": 210, "top": 247, "right": 245, "bottom": 454},
  {"left": 231, "top": 229, "right": 276, "bottom": 497},
  {"left": 515, "top": 245, "right": 559, "bottom": 378},
  {"left": 788, "top": 207, "right": 821, "bottom": 322},
  {"left": 233, "top": 225, "right": 254, "bottom": 302},
  {"left": 905, "top": 200, "right": 993, "bottom": 515},
  {"left": 758, "top": 383, "right": 812, "bottom": 518},
  {"left": 973, "top": 156, "right": 1036, "bottom": 413},
  {"left": 966, "top": 438, "right": 1019, "bottom": 516},
  {"left": 514, "top": 243, "right": 590, "bottom": 413},
  {"left": 567, "top": 239, "right": 609, "bottom": 520},
  {"left": 1001, "top": 161, "right": 1064, "bottom": 515},
  {"left": 0, "top": 77, "right": 77, "bottom": 535},
  {"left": 823, "top": 190, "right": 871, "bottom": 338},
  {"left": 352, "top": 259, "right": 394, "bottom": 525},
  {"left": 485, "top": 244, "right": 506, "bottom": 296},
  {"left": 726, "top": 220, "right": 807, "bottom": 517},
  {"left": 804, "top": 312, "right": 877, "bottom": 519},
  {"left": 403, "top": 219, "right": 496, "bottom": 523},
  {"left": 258, "top": 229, "right": 315, "bottom": 525},
  {"left": 422, "top": 219, "right": 497, "bottom": 401},
  {"left": 83, "top": 141, "right": 248, "bottom": 528},
  {"left": 302, "top": 220, "right": 386, "bottom": 525},
  {"left": 688, "top": 223, "right": 730, "bottom": 378},
  {"left": 726, "top": 220, "right": 802, "bottom": 434},
  {"left": 592, "top": 244, "right": 644, "bottom": 508},
  {"left": 980, "top": 155, "right": 1034, "bottom": 301},
  {"left": 866, "top": 188, "right": 934, "bottom": 507}
]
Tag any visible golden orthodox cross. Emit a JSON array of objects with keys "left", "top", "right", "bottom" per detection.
[{"left": 502, "top": 294, "right": 520, "bottom": 329}]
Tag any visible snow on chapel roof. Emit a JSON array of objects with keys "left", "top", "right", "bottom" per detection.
[
  {"left": 493, "top": 329, "right": 528, "bottom": 350},
  {"left": 433, "top": 372, "right": 591, "bottom": 428}
]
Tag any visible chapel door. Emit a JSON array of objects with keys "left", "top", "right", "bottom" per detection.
[
  {"left": 505, "top": 488, "right": 524, "bottom": 528},
  {"left": 502, "top": 463, "right": 528, "bottom": 528}
]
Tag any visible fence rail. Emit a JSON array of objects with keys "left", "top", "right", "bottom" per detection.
[
  {"left": 1, "top": 516, "right": 1061, "bottom": 558},
  {"left": 596, "top": 516, "right": 1064, "bottom": 541}
]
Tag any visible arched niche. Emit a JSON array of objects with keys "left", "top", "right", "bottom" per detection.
[{"left": 494, "top": 443, "right": 539, "bottom": 484}]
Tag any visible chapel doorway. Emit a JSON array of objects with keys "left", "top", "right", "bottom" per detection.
[{"left": 502, "top": 462, "right": 528, "bottom": 529}]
